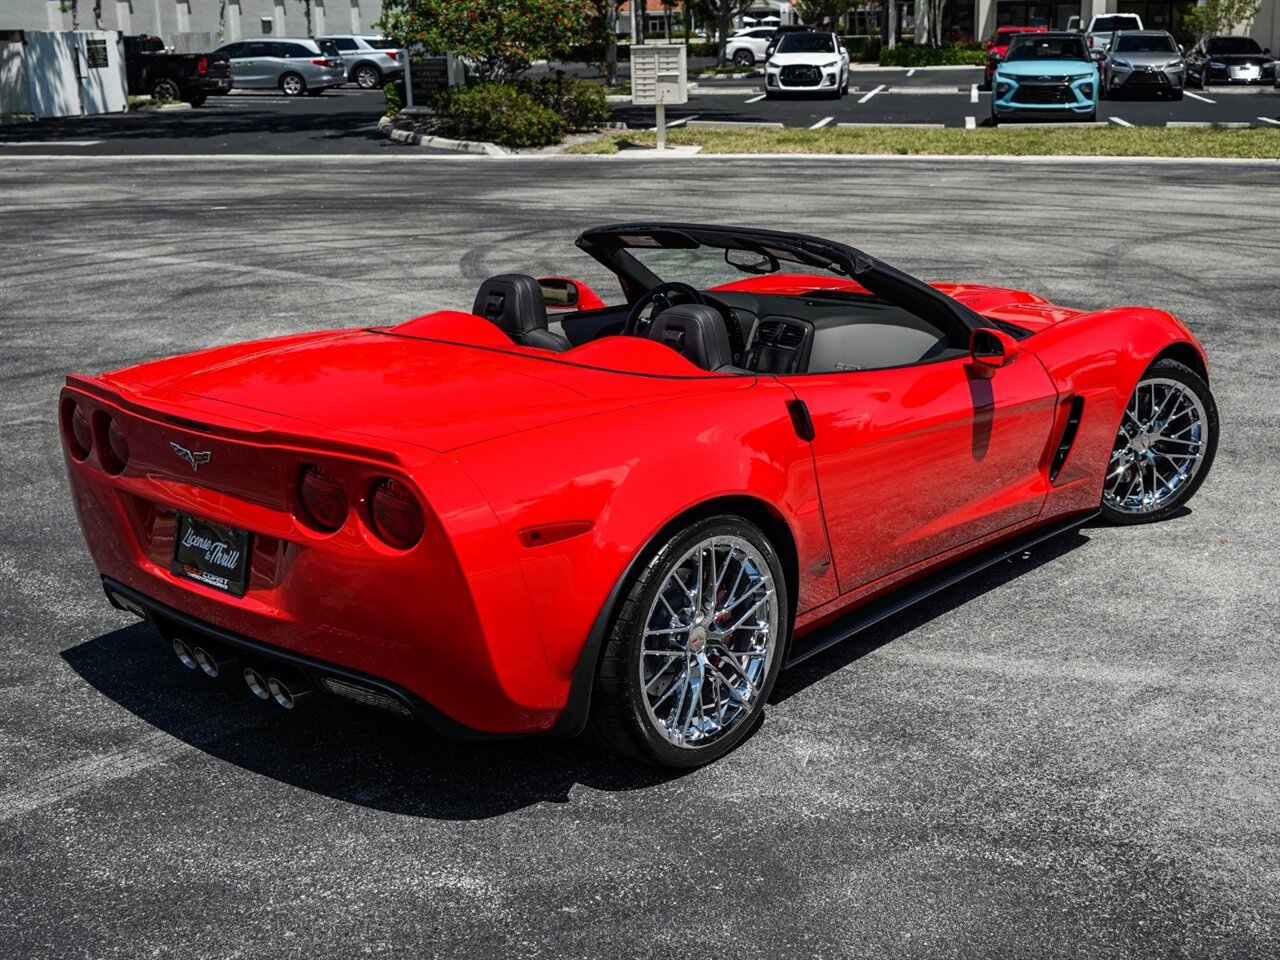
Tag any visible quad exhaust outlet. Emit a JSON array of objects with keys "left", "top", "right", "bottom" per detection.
[{"left": 242, "top": 663, "right": 312, "bottom": 709}]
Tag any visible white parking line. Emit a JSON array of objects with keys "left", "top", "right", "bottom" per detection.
[
  {"left": 1258, "top": 116, "right": 1280, "bottom": 126},
  {"left": 745, "top": 93, "right": 766, "bottom": 103},
  {"left": 0, "top": 140, "right": 102, "bottom": 146},
  {"left": 964, "top": 116, "right": 976, "bottom": 130},
  {"left": 809, "top": 116, "right": 834, "bottom": 129},
  {"left": 906, "top": 69, "right": 917, "bottom": 77},
  {"left": 858, "top": 84, "right": 885, "bottom": 104},
  {"left": 665, "top": 115, "right": 696, "bottom": 127},
  {"left": 1184, "top": 90, "right": 1216, "bottom": 103},
  {"left": 970, "top": 83, "right": 979, "bottom": 103},
  {"left": 1109, "top": 116, "right": 1134, "bottom": 127}
]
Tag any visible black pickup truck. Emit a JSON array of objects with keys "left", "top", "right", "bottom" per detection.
[{"left": 122, "top": 35, "right": 232, "bottom": 106}]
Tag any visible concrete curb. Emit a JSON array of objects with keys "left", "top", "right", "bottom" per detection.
[
  {"left": 0, "top": 115, "right": 36, "bottom": 126},
  {"left": 130, "top": 102, "right": 192, "bottom": 112},
  {"left": 686, "top": 119, "right": 783, "bottom": 129},
  {"left": 835, "top": 122, "right": 946, "bottom": 129},
  {"left": 376, "top": 116, "right": 506, "bottom": 156}
]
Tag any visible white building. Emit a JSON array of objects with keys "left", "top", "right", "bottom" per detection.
[{"left": 0, "top": 0, "right": 384, "bottom": 48}]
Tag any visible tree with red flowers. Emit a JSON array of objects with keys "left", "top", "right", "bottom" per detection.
[{"left": 379, "top": 0, "right": 597, "bottom": 82}]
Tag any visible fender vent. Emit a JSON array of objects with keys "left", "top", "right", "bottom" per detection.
[{"left": 1049, "top": 396, "right": 1085, "bottom": 482}]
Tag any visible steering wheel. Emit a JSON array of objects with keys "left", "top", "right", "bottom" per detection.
[{"left": 623, "top": 281, "right": 707, "bottom": 337}]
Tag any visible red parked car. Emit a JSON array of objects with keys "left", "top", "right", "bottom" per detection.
[
  {"left": 984, "top": 25, "right": 1048, "bottom": 88},
  {"left": 61, "top": 224, "right": 1218, "bottom": 767}
]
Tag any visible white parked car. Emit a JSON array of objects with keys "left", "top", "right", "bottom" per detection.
[
  {"left": 315, "top": 34, "right": 405, "bottom": 89},
  {"left": 1083, "top": 13, "right": 1143, "bottom": 52},
  {"left": 725, "top": 27, "right": 777, "bottom": 67},
  {"left": 764, "top": 31, "right": 849, "bottom": 98}
]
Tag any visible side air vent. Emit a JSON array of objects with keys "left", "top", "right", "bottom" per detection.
[{"left": 1048, "top": 396, "right": 1085, "bottom": 482}]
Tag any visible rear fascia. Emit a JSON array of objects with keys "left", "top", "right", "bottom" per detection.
[{"left": 61, "top": 380, "right": 570, "bottom": 735}]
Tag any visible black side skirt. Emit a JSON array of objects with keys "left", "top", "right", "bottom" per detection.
[{"left": 785, "top": 509, "right": 1098, "bottom": 667}]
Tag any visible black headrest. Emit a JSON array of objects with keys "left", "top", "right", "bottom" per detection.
[
  {"left": 472, "top": 274, "right": 548, "bottom": 339},
  {"left": 648, "top": 304, "right": 734, "bottom": 372}
]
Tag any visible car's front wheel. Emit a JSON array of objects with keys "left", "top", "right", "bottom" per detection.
[
  {"left": 1100, "top": 359, "right": 1218, "bottom": 525},
  {"left": 733, "top": 49, "right": 755, "bottom": 67},
  {"left": 589, "top": 516, "right": 788, "bottom": 767}
]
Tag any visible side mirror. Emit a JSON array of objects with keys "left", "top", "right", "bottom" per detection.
[
  {"left": 537, "top": 277, "right": 579, "bottom": 308},
  {"left": 970, "top": 328, "right": 1020, "bottom": 376},
  {"left": 1090, "top": 49, "right": 1107, "bottom": 62}
]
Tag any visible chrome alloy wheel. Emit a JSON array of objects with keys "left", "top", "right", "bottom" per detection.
[
  {"left": 638, "top": 535, "right": 778, "bottom": 748},
  {"left": 1104, "top": 376, "right": 1209, "bottom": 515}
]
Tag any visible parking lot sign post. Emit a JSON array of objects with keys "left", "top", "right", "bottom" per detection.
[{"left": 631, "top": 44, "right": 687, "bottom": 151}]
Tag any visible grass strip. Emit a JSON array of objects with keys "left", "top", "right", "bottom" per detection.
[{"left": 566, "top": 126, "right": 1280, "bottom": 158}]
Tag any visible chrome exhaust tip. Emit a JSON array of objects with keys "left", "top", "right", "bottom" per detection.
[
  {"left": 192, "top": 643, "right": 239, "bottom": 678},
  {"left": 172, "top": 638, "right": 198, "bottom": 670},
  {"left": 266, "top": 669, "right": 312, "bottom": 710},
  {"left": 242, "top": 665, "right": 271, "bottom": 700}
]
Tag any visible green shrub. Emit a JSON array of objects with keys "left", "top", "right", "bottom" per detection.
[
  {"left": 518, "top": 75, "right": 610, "bottom": 130},
  {"left": 839, "top": 35, "right": 881, "bottom": 63},
  {"left": 442, "top": 83, "right": 566, "bottom": 148},
  {"left": 879, "top": 44, "right": 986, "bottom": 67},
  {"left": 383, "top": 80, "right": 404, "bottom": 116}
]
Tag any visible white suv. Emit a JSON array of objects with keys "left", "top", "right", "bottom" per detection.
[
  {"left": 725, "top": 28, "right": 776, "bottom": 67},
  {"left": 316, "top": 35, "right": 405, "bottom": 89},
  {"left": 1083, "top": 14, "right": 1143, "bottom": 52}
]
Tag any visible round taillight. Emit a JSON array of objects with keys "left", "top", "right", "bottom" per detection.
[
  {"left": 368, "top": 478, "right": 424, "bottom": 550},
  {"left": 104, "top": 417, "right": 130, "bottom": 473},
  {"left": 297, "top": 464, "right": 348, "bottom": 532},
  {"left": 66, "top": 401, "right": 92, "bottom": 460}
]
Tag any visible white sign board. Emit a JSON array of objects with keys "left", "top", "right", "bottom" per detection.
[{"left": 631, "top": 44, "right": 687, "bottom": 106}]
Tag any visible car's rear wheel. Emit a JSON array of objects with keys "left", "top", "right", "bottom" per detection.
[
  {"left": 187, "top": 93, "right": 207, "bottom": 107},
  {"left": 305, "top": 87, "right": 326, "bottom": 96},
  {"left": 733, "top": 49, "right": 755, "bottom": 67},
  {"left": 279, "top": 72, "right": 305, "bottom": 96},
  {"left": 1100, "top": 359, "right": 1218, "bottom": 525},
  {"left": 589, "top": 516, "right": 788, "bottom": 767},
  {"left": 150, "top": 77, "right": 180, "bottom": 102},
  {"left": 354, "top": 64, "right": 382, "bottom": 89}
]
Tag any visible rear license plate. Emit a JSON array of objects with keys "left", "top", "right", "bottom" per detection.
[{"left": 172, "top": 514, "right": 251, "bottom": 597}]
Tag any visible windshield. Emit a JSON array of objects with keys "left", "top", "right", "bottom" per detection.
[
  {"left": 1114, "top": 34, "right": 1177, "bottom": 53},
  {"left": 777, "top": 33, "right": 835, "bottom": 54},
  {"left": 1092, "top": 16, "right": 1141, "bottom": 32},
  {"left": 994, "top": 30, "right": 1030, "bottom": 45},
  {"left": 1006, "top": 36, "right": 1089, "bottom": 62},
  {"left": 618, "top": 239, "right": 848, "bottom": 291},
  {"left": 1206, "top": 37, "right": 1263, "bottom": 55}
]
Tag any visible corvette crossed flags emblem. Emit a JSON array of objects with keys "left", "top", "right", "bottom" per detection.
[{"left": 170, "top": 441, "right": 211, "bottom": 472}]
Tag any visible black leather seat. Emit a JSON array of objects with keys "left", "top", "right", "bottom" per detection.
[
  {"left": 648, "top": 304, "right": 736, "bottom": 372},
  {"left": 472, "top": 274, "right": 570, "bottom": 352}
]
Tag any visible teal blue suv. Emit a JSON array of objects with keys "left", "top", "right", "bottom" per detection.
[{"left": 991, "top": 32, "right": 1105, "bottom": 125}]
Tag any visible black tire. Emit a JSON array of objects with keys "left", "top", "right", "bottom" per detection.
[
  {"left": 279, "top": 72, "right": 305, "bottom": 96},
  {"left": 588, "top": 515, "right": 789, "bottom": 768},
  {"left": 1100, "top": 359, "right": 1218, "bottom": 526},
  {"left": 733, "top": 49, "right": 755, "bottom": 67},
  {"left": 305, "top": 87, "right": 326, "bottom": 96},
  {"left": 353, "top": 63, "right": 382, "bottom": 89},
  {"left": 1084, "top": 109, "right": 1097, "bottom": 122},
  {"left": 1170, "top": 88, "right": 1183, "bottom": 101},
  {"left": 150, "top": 77, "right": 180, "bottom": 102},
  {"left": 187, "top": 94, "right": 207, "bottom": 107}
]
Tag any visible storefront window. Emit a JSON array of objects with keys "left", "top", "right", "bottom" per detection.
[{"left": 995, "top": 2, "right": 1082, "bottom": 32}]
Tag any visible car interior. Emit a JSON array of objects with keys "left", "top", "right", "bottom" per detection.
[{"left": 468, "top": 272, "right": 968, "bottom": 376}]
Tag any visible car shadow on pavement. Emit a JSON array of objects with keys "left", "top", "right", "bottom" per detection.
[
  {"left": 61, "top": 625, "right": 681, "bottom": 820},
  {"left": 771, "top": 527, "right": 1094, "bottom": 704}
]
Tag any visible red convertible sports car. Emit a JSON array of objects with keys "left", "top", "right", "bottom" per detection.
[{"left": 61, "top": 224, "right": 1218, "bottom": 767}]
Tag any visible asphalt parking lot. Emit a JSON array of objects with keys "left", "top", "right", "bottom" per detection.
[
  {"left": 0, "top": 87, "right": 425, "bottom": 155},
  {"left": 616, "top": 67, "right": 1280, "bottom": 130},
  {"left": 1, "top": 155, "right": 1278, "bottom": 958}
]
